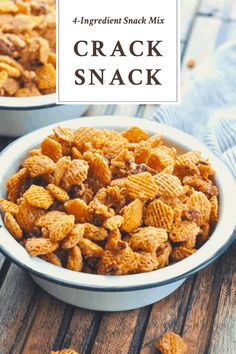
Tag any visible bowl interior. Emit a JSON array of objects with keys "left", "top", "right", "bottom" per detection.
[{"left": 0, "top": 116, "right": 235, "bottom": 291}]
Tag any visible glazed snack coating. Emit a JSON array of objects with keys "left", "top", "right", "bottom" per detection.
[
  {"left": 1, "top": 126, "right": 219, "bottom": 275},
  {"left": 0, "top": 0, "right": 55, "bottom": 97}
]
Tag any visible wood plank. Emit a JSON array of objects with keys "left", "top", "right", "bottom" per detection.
[
  {"left": 91, "top": 310, "right": 141, "bottom": 354},
  {"left": 57, "top": 309, "right": 96, "bottom": 354},
  {"left": 12, "top": 290, "right": 69, "bottom": 354},
  {"left": 0, "top": 253, "right": 5, "bottom": 271},
  {"left": 140, "top": 277, "right": 194, "bottom": 354},
  {"left": 207, "top": 243, "right": 236, "bottom": 354},
  {"left": 0, "top": 265, "right": 36, "bottom": 354},
  {"left": 181, "top": 259, "right": 227, "bottom": 353}
]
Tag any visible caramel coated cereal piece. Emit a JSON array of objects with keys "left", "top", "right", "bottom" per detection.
[
  {"left": 26, "top": 237, "right": 58, "bottom": 257},
  {"left": 23, "top": 155, "right": 55, "bottom": 177},
  {"left": 0, "top": 69, "right": 8, "bottom": 88},
  {"left": 174, "top": 151, "right": 200, "bottom": 178},
  {"left": 88, "top": 199, "right": 115, "bottom": 219},
  {"left": 171, "top": 246, "right": 196, "bottom": 262},
  {"left": 23, "top": 185, "right": 54, "bottom": 209},
  {"left": 41, "top": 137, "right": 62, "bottom": 162},
  {"left": 62, "top": 224, "right": 85, "bottom": 249},
  {"left": 54, "top": 156, "right": 71, "bottom": 186},
  {"left": 122, "top": 126, "right": 149, "bottom": 143},
  {"left": 186, "top": 191, "right": 211, "bottom": 226},
  {"left": 154, "top": 174, "right": 183, "bottom": 197},
  {"left": 62, "top": 159, "right": 89, "bottom": 190},
  {"left": 53, "top": 126, "right": 74, "bottom": 144},
  {"left": 0, "top": 198, "right": 19, "bottom": 215},
  {"left": 183, "top": 175, "right": 214, "bottom": 195},
  {"left": 46, "top": 184, "right": 69, "bottom": 203},
  {"left": 16, "top": 199, "right": 45, "bottom": 233},
  {"left": 156, "top": 332, "right": 188, "bottom": 354},
  {"left": 66, "top": 245, "right": 83, "bottom": 272},
  {"left": 51, "top": 349, "right": 79, "bottom": 354},
  {"left": 170, "top": 221, "right": 200, "bottom": 243},
  {"left": 86, "top": 152, "right": 111, "bottom": 186},
  {"left": 79, "top": 238, "right": 104, "bottom": 257},
  {"left": 35, "top": 211, "right": 67, "bottom": 228},
  {"left": 137, "top": 252, "right": 159, "bottom": 272},
  {"left": 198, "top": 223, "right": 210, "bottom": 245},
  {"left": 0, "top": 1, "right": 18, "bottom": 14},
  {"left": 4, "top": 212, "right": 23, "bottom": 240},
  {"left": 210, "top": 196, "right": 218, "bottom": 222},
  {"left": 71, "top": 147, "right": 83, "bottom": 160},
  {"left": 35, "top": 63, "right": 56, "bottom": 90},
  {"left": 144, "top": 199, "right": 174, "bottom": 231},
  {"left": 7, "top": 167, "right": 28, "bottom": 202},
  {"left": 126, "top": 172, "right": 158, "bottom": 200},
  {"left": 134, "top": 141, "right": 151, "bottom": 164},
  {"left": 147, "top": 134, "right": 163, "bottom": 147},
  {"left": 84, "top": 223, "right": 108, "bottom": 241},
  {"left": 41, "top": 252, "right": 62, "bottom": 267},
  {"left": 48, "top": 214, "right": 75, "bottom": 242},
  {"left": 64, "top": 198, "right": 89, "bottom": 222},
  {"left": 148, "top": 146, "right": 176, "bottom": 172},
  {"left": 121, "top": 199, "right": 143, "bottom": 233},
  {"left": 103, "top": 215, "right": 124, "bottom": 231},
  {"left": 97, "top": 245, "right": 138, "bottom": 275},
  {"left": 74, "top": 127, "right": 99, "bottom": 151},
  {"left": 128, "top": 227, "right": 168, "bottom": 253},
  {"left": 156, "top": 241, "right": 172, "bottom": 268}
]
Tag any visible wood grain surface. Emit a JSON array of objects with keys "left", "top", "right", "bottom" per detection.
[{"left": 0, "top": 0, "right": 235, "bottom": 353}]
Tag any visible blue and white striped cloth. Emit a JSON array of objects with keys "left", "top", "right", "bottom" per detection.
[{"left": 153, "top": 40, "right": 236, "bottom": 179}]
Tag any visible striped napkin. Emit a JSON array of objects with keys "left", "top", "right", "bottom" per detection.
[{"left": 153, "top": 40, "right": 236, "bottom": 179}]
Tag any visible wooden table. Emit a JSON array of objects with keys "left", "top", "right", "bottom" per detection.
[{"left": 0, "top": 1, "right": 236, "bottom": 353}]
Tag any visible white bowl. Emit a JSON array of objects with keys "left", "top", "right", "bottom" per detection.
[
  {"left": 0, "top": 94, "right": 88, "bottom": 136},
  {"left": 0, "top": 117, "right": 235, "bottom": 311}
]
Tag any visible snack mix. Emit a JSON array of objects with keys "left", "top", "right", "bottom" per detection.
[
  {"left": 0, "top": 126, "right": 219, "bottom": 275},
  {"left": 156, "top": 332, "right": 188, "bottom": 354},
  {"left": 0, "top": 0, "right": 56, "bottom": 96}
]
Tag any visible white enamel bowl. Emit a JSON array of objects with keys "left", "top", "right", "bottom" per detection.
[
  {"left": 0, "top": 94, "right": 88, "bottom": 136},
  {"left": 0, "top": 117, "right": 235, "bottom": 311}
]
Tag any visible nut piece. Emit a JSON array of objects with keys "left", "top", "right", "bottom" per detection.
[
  {"left": 103, "top": 215, "right": 124, "bottom": 231},
  {"left": 26, "top": 237, "right": 58, "bottom": 257},
  {"left": 4, "top": 212, "right": 23, "bottom": 240},
  {"left": 156, "top": 332, "right": 188, "bottom": 354}
]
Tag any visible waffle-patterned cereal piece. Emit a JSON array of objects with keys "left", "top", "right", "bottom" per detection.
[
  {"left": 134, "top": 141, "right": 151, "bottom": 164},
  {"left": 86, "top": 152, "right": 111, "bottom": 186},
  {"left": 62, "top": 159, "right": 89, "bottom": 190},
  {"left": 54, "top": 156, "right": 71, "bottom": 186},
  {"left": 154, "top": 173, "right": 183, "bottom": 197},
  {"left": 7, "top": 168, "right": 28, "bottom": 202},
  {"left": 62, "top": 224, "right": 85, "bottom": 249},
  {"left": 74, "top": 127, "right": 99, "bottom": 151},
  {"left": 41, "top": 253, "right": 62, "bottom": 267},
  {"left": 46, "top": 184, "right": 69, "bottom": 203},
  {"left": 186, "top": 191, "right": 211, "bottom": 226},
  {"left": 128, "top": 227, "right": 168, "bottom": 253},
  {"left": 171, "top": 246, "right": 196, "bottom": 262},
  {"left": 121, "top": 126, "right": 149, "bottom": 143},
  {"left": 35, "top": 63, "right": 56, "bottom": 90},
  {"left": 23, "top": 185, "right": 54, "bottom": 209},
  {"left": 66, "top": 245, "right": 83, "bottom": 271},
  {"left": 16, "top": 199, "right": 45, "bottom": 233},
  {"left": 137, "top": 252, "right": 159, "bottom": 272},
  {"left": 35, "top": 211, "right": 67, "bottom": 228},
  {"left": 121, "top": 199, "right": 143, "bottom": 233},
  {"left": 126, "top": 172, "right": 158, "bottom": 200},
  {"left": 79, "top": 238, "right": 104, "bottom": 257},
  {"left": 144, "top": 199, "right": 174, "bottom": 231},
  {"left": 97, "top": 245, "right": 139, "bottom": 275},
  {"left": 53, "top": 126, "right": 74, "bottom": 144},
  {"left": 4, "top": 212, "right": 23, "bottom": 240},
  {"left": 170, "top": 221, "right": 200, "bottom": 243},
  {"left": 0, "top": 198, "right": 19, "bottom": 215},
  {"left": 156, "top": 332, "right": 188, "bottom": 354},
  {"left": 41, "top": 137, "right": 62, "bottom": 162},
  {"left": 26, "top": 237, "right": 58, "bottom": 257},
  {"left": 50, "top": 349, "right": 79, "bottom": 354},
  {"left": 23, "top": 155, "right": 55, "bottom": 177},
  {"left": 148, "top": 146, "right": 176, "bottom": 172},
  {"left": 64, "top": 199, "right": 89, "bottom": 222},
  {"left": 48, "top": 214, "right": 75, "bottom": 242}
]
